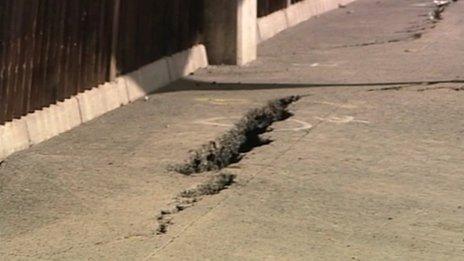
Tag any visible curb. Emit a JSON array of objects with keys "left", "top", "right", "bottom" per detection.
[{"left": 258, "top": 0, "right": 357, "bottom": 43}]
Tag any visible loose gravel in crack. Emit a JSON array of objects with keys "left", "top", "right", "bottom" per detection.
[
  {"left": 169, "top": 96, "right": 300, "bottom": 175},
  {"left": 368, "top": 86, "right": 405, "bottom": 91},
  {"left": 417, "top": 85, "right": 464, "bottom": 92},
  {"left": 429, "top": 0, "right": 457, "bottom": 22},
  {"left": 180, "top": 173, "right": 236, "bottom": 198},
  {"left": 156, "top": 172, "right": 236, "bottom": 235},
  {"left": 368, "top": 84, "right": 464, "bottom": 92}
]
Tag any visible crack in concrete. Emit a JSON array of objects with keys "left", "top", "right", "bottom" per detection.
[
  {"left": 145, "top": 95, "right": 340, "bottom": 260},
  {"left": 155, "top": 172, "right": 236, "bottom": 235},
  {"left": 367, "top": 84, "right": 464, "bottom": 92},
  {"left": 367, "top": 86, "right": 405, "bottom": 92},
  {"left": 169, "top": 96, "right": 301, "bottom": 175},
  {"left": 417, "top": 85, "right": 464, "bottom": 92},
  {"left": 330, "top": 33, "right": 423, "bottom": 49},
  {"left": 326, "top": 0, "right": 458, "bottom": 51}
]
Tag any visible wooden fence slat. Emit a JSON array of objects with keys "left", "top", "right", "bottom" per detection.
[
  {"left": 12, "top": 0, "right": 26, "bottom": 119},
  {"left": 5, "top": 0, "right": 20, "bottom": 121},
  {"left": 258, "top": 0, "right": 288, "bottom": 17},
  {"left": 30, "top": 0, "right": 44, "bottom": 114},
  {"left": 22, "top": 1, "right": 39, "bottom": 113},
  {"left": 0, "top": 0, "right": 11, "bottom": 123},
  {"left": 55, "top": 1, "right": 67, "bottom": 102},
  {"left": 0, "top": 0, "right": 204, "bottom": 124}
]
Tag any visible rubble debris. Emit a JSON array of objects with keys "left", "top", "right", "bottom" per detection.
[
  {"left": 368, "top": 86, "right": 404, "bottom": 91},
  {"left": 179, "top": 173, "right": 236, "bottom": 198},
  {"left": 429, "top": 0, "right": 454, "bottom": 22},
  {"left": 417, "top": 85, "right": 464, "bottom": 92},
  {"left": 156, "top": 221, "right": 169, "bottom": 235},
  {"left": 155, "top": 172, "right": 236, "bottom": 235},
  {"left": 428, "top": 6, "right": 445, "bottom": 21},
  {"left": 434, "top": 0, "right": 451, "bottom": 7}
]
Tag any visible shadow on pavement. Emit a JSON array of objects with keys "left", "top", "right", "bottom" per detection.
[{"left": 155, "top": 78, "right": 464, "bottom": 93}]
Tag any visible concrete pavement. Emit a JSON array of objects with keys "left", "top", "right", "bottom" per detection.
[
  {"left": 190, "top": 0, "right": 464, "bottom": 85},
  {"left": 1, "top": 0, "right": 464, "bottom": 259},
  {"left": 151, "top": 86, "right": 464, "bottom": 260}
]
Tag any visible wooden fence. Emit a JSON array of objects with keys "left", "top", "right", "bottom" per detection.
[
  {"left": 0, "top": 0, "right": 114, "bottom": 125},
  {"left": 117, "top": 0, "right": 204, "bottom": 74},
  {"left": 0, "top": 0, "right": 203, "bottom": 125},
  {"left": 258, "top": 0, "right": 305, "bottom": 17}
]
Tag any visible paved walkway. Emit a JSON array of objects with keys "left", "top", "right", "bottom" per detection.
[
  {"left": 191, "top": 0, "right": 464, "bottom": 85},
  {"left": 1, "top": 0, "right": 464, "bottom": 260}
]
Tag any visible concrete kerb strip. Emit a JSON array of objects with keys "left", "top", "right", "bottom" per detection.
[
  {"left": 0, "top": 44, "right": 209, "bottom": 161},
  {"left": 285, "top": 1, "right": 306, "bottom": 27},
  {"left": 0, "top": 119, "right": 30, "bottom": 159},
  {"left": 138, "top": 58, "right": 172, "bottom": 92},
  {"left": 258, "top": 10, "right": 289, "bottom": 43},
  {"left": 124, "top": 58, "right": 171, "bottom": 102},
  {"left": 42, "top": 106, "right": 57, "bottom": 140},
  {"left": 76, "top": 88, "right": 105, "bottom": 123},
  {"left": 123, "top": 71, "right": 144, "bottom": 102},
  {"left": 258, "top": 0, "right": 357, "bottom": 43},
  {"left": 114, "top": 77, "right": 130, "bottom": 106},
  {"left": 167, "top": 45, "right": 209, "bottom": 81},
  {"left": 57, "top": 97, "right": 82, "bottom": 132},
  {"left": 25, "top": 109, "right": 46, "bottom": 145},
  {"left": 79, "top": 44, "right": 208, "bottom": 119}
]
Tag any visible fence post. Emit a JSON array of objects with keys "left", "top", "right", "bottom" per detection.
[
  {"left": 110, "top": 0, "right": 121, "bottom": 81},
  {"left": 203, "top": 0, "right": 257, "bottom": 65}
]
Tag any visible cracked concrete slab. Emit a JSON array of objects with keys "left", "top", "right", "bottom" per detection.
[
  {"left": 2, "top": 0, "right": 464, "bottom": 259},
  {"left": 171, "top": 96, "right": 300, "bottom": 174},
  {"left": 0, "top": 89, "right": 311, "bottom": 260},
  {"left": 150, "top": 86, "right": 464, "bottom": 260}
]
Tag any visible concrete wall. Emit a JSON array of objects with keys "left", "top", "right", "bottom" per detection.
[
  {"left": 237, "top": 0, "right": 258, "bottom": 65},
  {"left": 204, "top": 0, "right": 257, "bottom": 65},
  {"left": 203, "top": 0, "right": 238, "bottom": 65},
  {"left": 0, "top": 45, "right": 208, "bottom": 161}
]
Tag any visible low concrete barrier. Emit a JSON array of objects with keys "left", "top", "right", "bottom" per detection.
[
  {"left": 0, "top": 120, "right": 30, "bottom": 158},
  {"left": 125, "top": 58, "right": 172, "bottom": 102},
  {"left": 167, "top": 45, "right": 209, "bottom": 80},
  {"left": 0, "top": 44, "right": 209, "bottom": 160},
  {"left": 258, "top": 0, "right": 356, "bottom": 42}
]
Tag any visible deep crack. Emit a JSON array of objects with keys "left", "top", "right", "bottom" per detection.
[
  {"left": 179, "top": 173, "right": 236, "bottom": 198},
  {"left": 368, "top": 86, "right": 404, "bottom": 92},
  {"left": 169, "top": 96, "right": 300, "bottom": 175},
  {"left": 417, "top": 86, "right": 464, "bottom": 92},
  {"left": 330, "top": 0, "right": 459, "bottom": 51},
  {"left": 330, "top": 33, "right": 423, "bottom": 50},
  {"left": 155, "top": 172, "right": 236, "bottom": 235}
]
